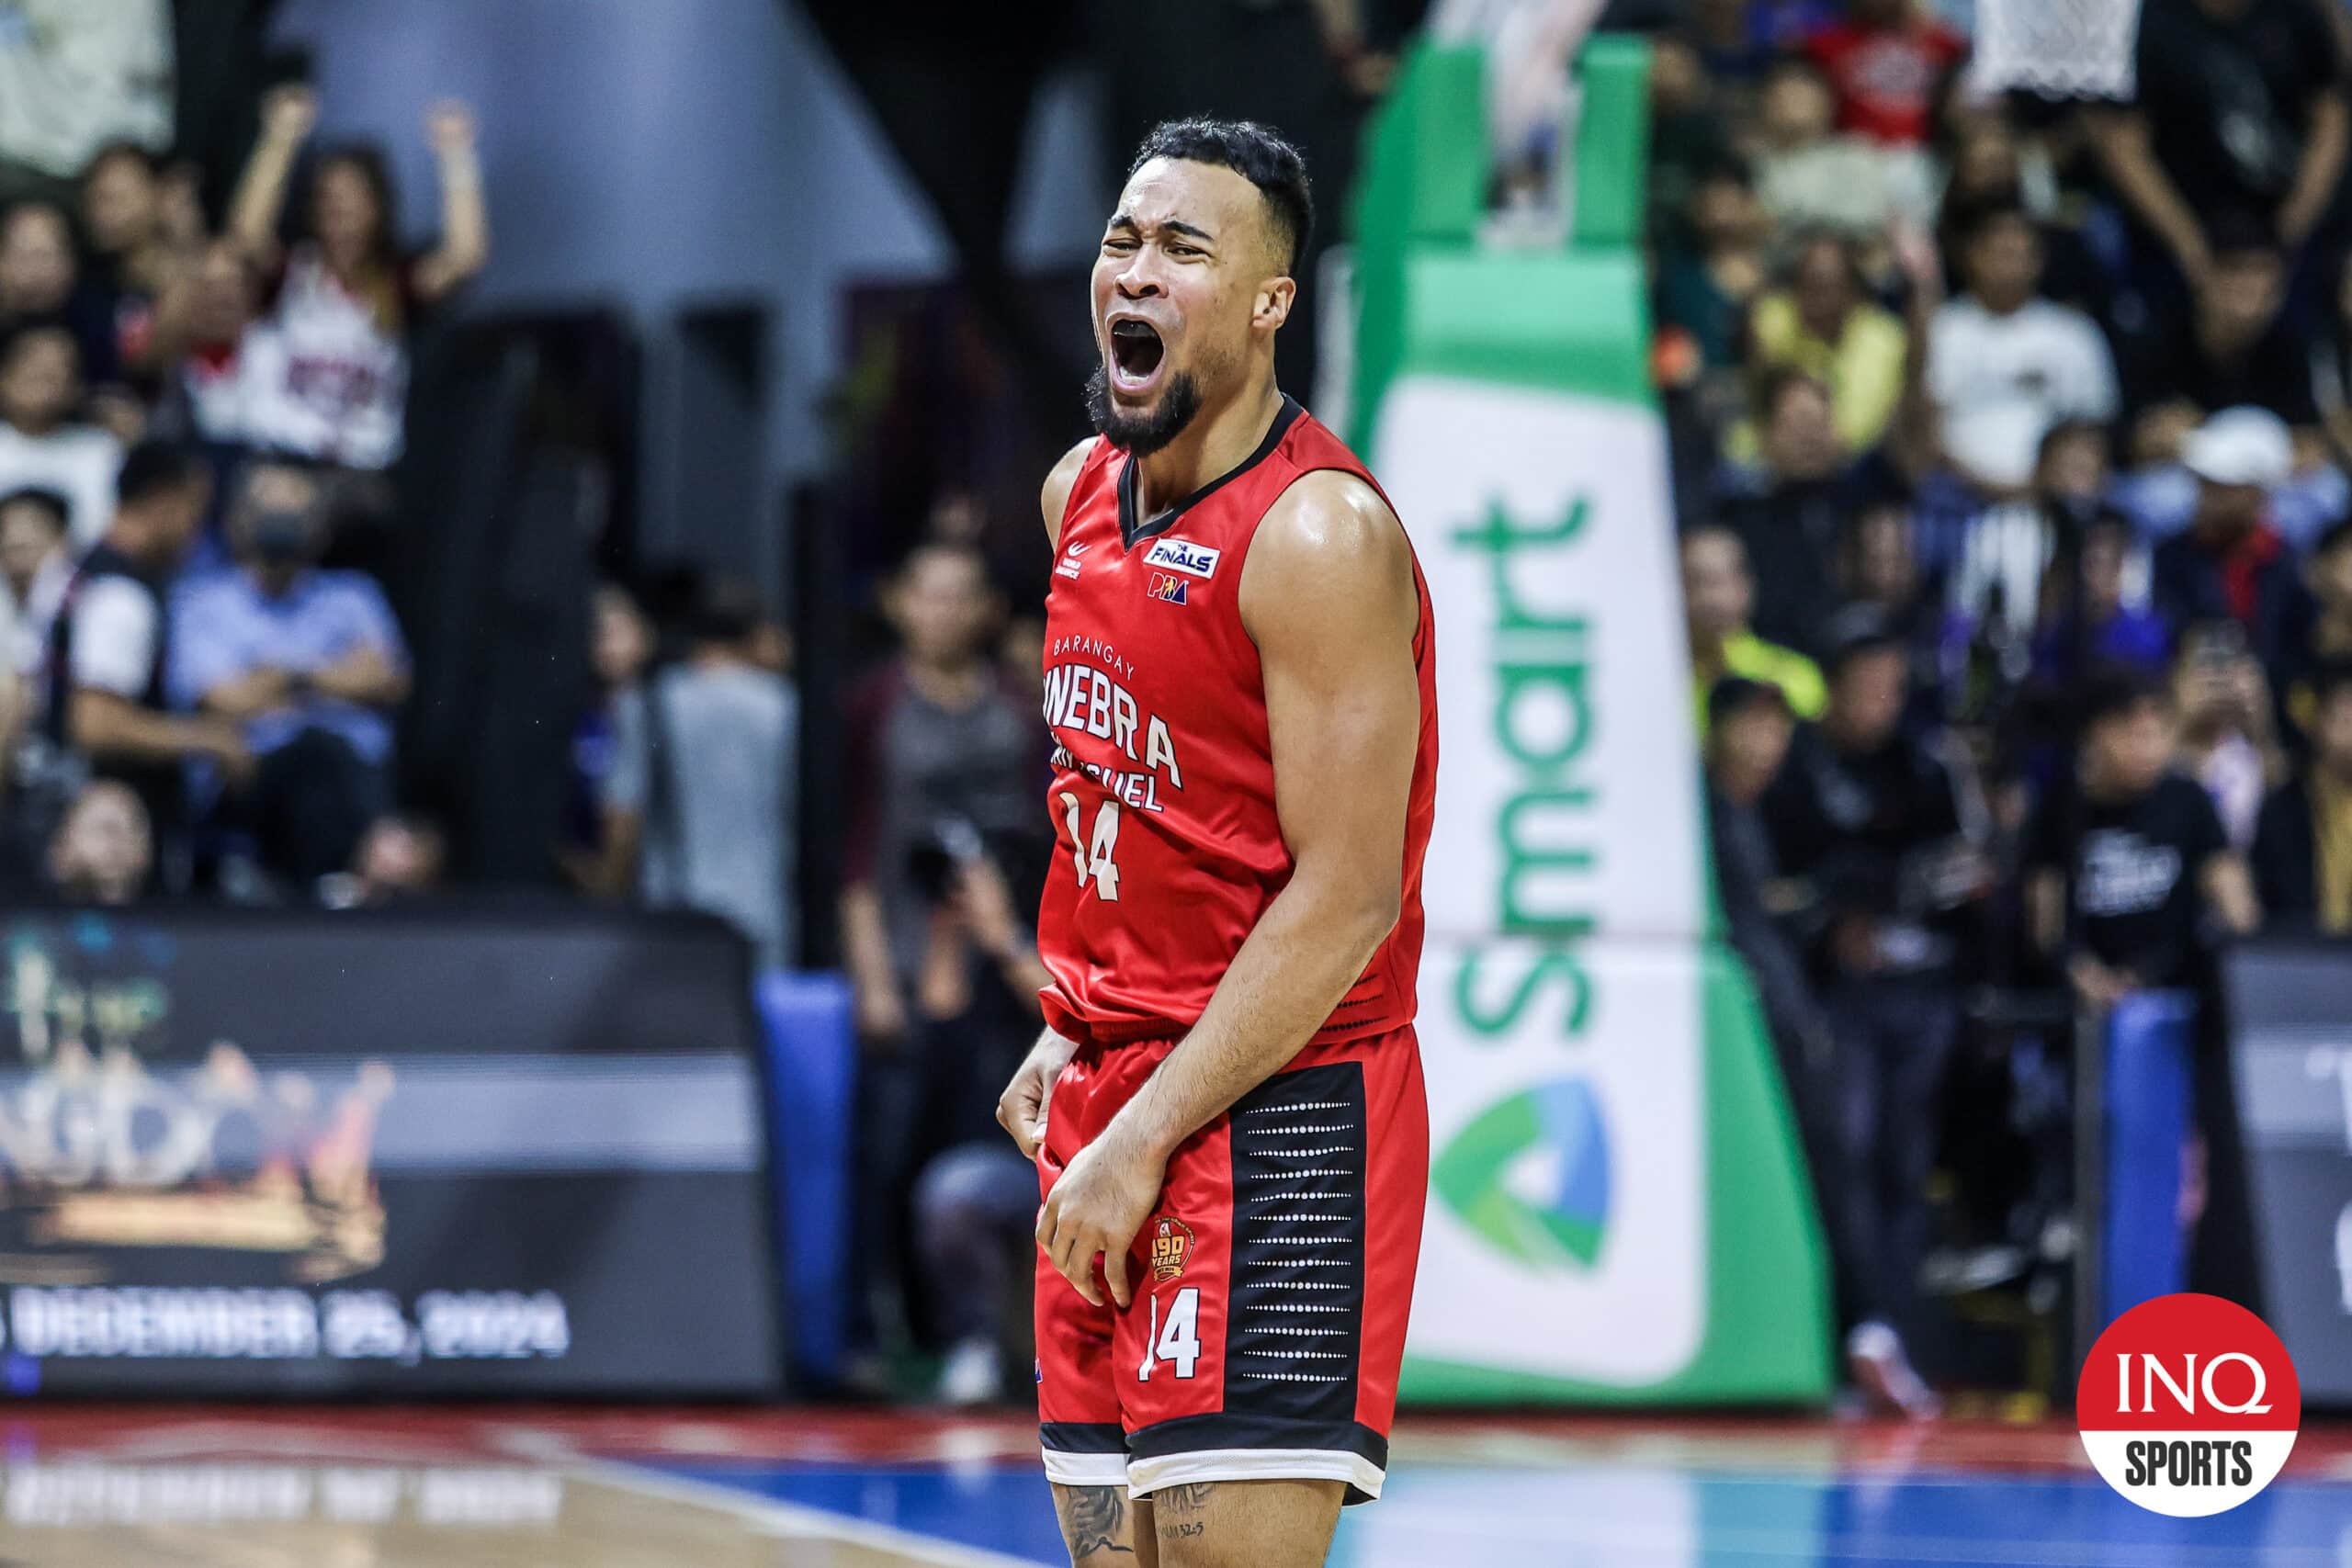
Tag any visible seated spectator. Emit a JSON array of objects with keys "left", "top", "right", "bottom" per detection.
[
  {"left": 1657, "top": 158, "right": 1771, "bottom": 381},
  {"left": 1747, "top": 231, "right": 1910, "bottom": 454},
  {"left": 0, "top": 199, "right": 119, "bottom": 391},
  {"left": 1927, "top": 204, "right": 2120, "bottom": 501},
  {"left": 2032, "top": 511, "right": 2172, "bottom": 685},
  {"left": 1721, "top": 368, "right": 1872, "bottom": 651},
  {"left": 1836, "top": 500, "right": 1952, "bottom": 718},
  {"left": 2278, "top": 518, "right": 2352, "bottom": 742},
  {"left": 2152, "top": 408, "right": 2312, "bottom": 670},
  {"left": 0, "top": 322, "right": 122, "bottom": 545},
  {"left": 47, "top": 440, "right": 243, "bottom": 885},
  {"left": 2252, "top": 661, "right": 2352, "bottom": 932},
  {"left": 1762, "top": 614, "right": 1984, "bottom": 1418},
  {"left": 224, "top": 89, "right": 489, "bottom": 468},
  {"left": 2026, "top": 670, "right": 2260, "bottom": 1010},
  {"left": 171, "top": 460, "right": 410, "bottom": 886},
  {"left": 600, "top": 576, "right": 797, "bottom": 968},
  {"left": 1943, "top": 421, "right": 2117, "bottom": 648},
  {"left": 0, "top": 483, "right": 71, "bottom": 677},
  {"left": 1751, "top": 58, "right": 1921, "bottom": 239},
  {"left": 2170, "top": 620, "right": 2287, "bottom": 849},
  {"left": 1683, "top": 523, "right": 1826, "bottom": 729},
  {"left": 45, "top": 777, "right": 150, "bottom": 906},
  {"left": 78, "top": 141, "right": 203, "bottom": 385},
  {"left": 1803, "top": 0, "right": 1965, "bottom": 149},
  {"left": 2114, "top": 397, "right": 2345, "bottom": 548}
]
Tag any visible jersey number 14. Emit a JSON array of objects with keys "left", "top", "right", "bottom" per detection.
[{"left": 1057, "top": 792, "right": 1123, "bottom": 900}]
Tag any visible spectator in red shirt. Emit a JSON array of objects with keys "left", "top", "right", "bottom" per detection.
[{"left": 1804, "top": 0, "right": 1967, "bottom": 147}]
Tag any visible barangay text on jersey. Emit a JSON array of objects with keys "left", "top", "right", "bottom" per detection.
[{"left": 1044, "top": 633, "right": 1184, "bottom": 813}]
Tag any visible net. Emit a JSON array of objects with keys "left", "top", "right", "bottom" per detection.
[{"left": 1970, "top": 0, "right": 2143, "bottom": 100}]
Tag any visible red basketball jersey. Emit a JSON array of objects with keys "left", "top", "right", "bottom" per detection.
[{"left": 1035, "top": 396, "right": 1438, "bottom": 1045}]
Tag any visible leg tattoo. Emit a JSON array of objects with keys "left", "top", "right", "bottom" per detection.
[
  {"left": 1061, "top": 1484, "right": 1136, "bottom": 1559},
  {"left": 1154, "top": 1483, "right": 1217, "bottom": 1546}
]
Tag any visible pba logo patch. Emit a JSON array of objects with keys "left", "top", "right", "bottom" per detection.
[
  {"left": 1148, "top": 1216, "right": 1195, "bottom": 1283},
  {"left": 2076, "top": 1292, "right": 2300, "bottom": 1517},
  {"left": 1147, "top": 572, "right": 1189, "bottom": 605},
  {"left": 1144, "top": 537, "right": 1220, "bottom": 579}
]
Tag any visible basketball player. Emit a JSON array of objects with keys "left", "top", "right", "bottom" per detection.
[{"left": 995, "top": 119, "right": 1437, "bottom": 1568}]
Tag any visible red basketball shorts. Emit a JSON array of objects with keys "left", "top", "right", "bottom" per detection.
[{"left": 1034, "top": 1024, "right": 1428, "bottom": 1505}]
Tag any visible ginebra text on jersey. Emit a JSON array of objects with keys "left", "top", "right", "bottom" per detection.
[{"left": 1042, "top": 652, "right": 1185, "bottom": 811}]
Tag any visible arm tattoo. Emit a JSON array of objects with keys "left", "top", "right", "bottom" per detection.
[
  {"left": 1062, "top": 1485, "right": 1136, "bottom": 1558},
  {"left": 1155, "top": 1482, "right": 1217, "bottom": 1542}
]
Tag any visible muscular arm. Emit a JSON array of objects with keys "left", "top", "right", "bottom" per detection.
[
  {"left": 1105, "top": 474, "right": 1417, "bottom": 1158},
  {"left": 1035, "top": 471, "right": 1422, "bottom": 1306}
]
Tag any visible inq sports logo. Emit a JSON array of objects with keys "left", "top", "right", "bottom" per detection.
[
  {"left": 1431, "top": 1078, "right": 1611, "bottom": 1271},
  {"left": 2076, "top": 1292, "right": 2301, "bottom": 1517}
]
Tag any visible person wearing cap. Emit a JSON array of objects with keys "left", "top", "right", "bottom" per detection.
[
  {"left": 2152, "top": 406, "right": 2314, "bottom": 671},
  {"left": 1682, "top": 522, "right": 1827, "bottom": 733},
  {"left": 1759, "top": 608, "right": 1988, "bottom": 1419}
]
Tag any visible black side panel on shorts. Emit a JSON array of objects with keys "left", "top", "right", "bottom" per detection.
[{"left": 1222, "top": 1061, "right": 1368, "bottom": 1433}]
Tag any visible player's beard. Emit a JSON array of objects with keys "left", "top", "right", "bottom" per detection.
[{"left": 1086, "top": 360, "right": 1204, "bottom": 458}]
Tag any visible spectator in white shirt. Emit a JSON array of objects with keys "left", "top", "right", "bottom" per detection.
[
  {"left": 0, "top": 322, "right": 121, "bottom": 546},
  {"left": 1927, "top": 202, "right": 2120, "bottom": 499}
]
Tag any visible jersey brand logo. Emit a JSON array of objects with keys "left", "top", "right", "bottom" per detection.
[
  {"left": 1144, "top": 537, "right": 1220, "bottom": 579},
  {"left": 1056, "top": 540, "right": 1091, "bottom": 581},
  {"left": 1147, "top": 572, "right": 1188, "bottom": 604}
]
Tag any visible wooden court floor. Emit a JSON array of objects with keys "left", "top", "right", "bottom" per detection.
[{"left": 0, "top": 1410, "right": 1041, "bottom": 1568}]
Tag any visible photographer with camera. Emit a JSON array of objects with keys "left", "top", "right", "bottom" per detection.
[{"left": 839, "top": 538, "right": 1049, "bottom": 1396}]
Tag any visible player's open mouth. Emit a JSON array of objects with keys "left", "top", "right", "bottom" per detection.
[{"left": 1109, "top": 320, "right": 1165, "bottom": 394}]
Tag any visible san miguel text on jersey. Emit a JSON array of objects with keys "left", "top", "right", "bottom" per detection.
[{"left": 1033, "top": 396, "right": 1440, "bottom": 1047}]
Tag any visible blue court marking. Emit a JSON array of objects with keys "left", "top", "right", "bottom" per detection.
[{"left": 656, "top": 1456, "right": 2352, "bottom": 1567}]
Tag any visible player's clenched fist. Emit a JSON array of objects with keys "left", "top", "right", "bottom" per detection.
[
  {"left": 996, "top": 1028, "right": 1080, "bottom": 1161},
  {"left": 1035, "top": 1122, "right": 1166, "bottom": 1310}
]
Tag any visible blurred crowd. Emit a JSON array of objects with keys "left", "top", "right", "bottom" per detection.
[
  {"left": 1655, "top": 0, "right": 2352, "bottom": 1413},
  {"left": 0, "top": 0, "right": 488, "bottom": 912}
]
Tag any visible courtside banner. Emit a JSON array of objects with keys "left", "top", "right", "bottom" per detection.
[
  {"left": 2225, "top": 941, "right": 2352, "bottom": 1401},
  {"left": 0, "top": 907, "right": 779, "bottom": 1397},
  {"left": 1351, "top": 42, "right": 1830, "bottom": 1403}
]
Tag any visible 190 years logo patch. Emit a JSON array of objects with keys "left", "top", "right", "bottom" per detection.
[{"left": 1148, "top": 1216, "right": 1195, "bottom": 1283}]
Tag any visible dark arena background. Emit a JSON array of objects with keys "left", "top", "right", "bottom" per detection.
[{"left": 0, "top": 0, "right": 2345, "bottom": 1562}]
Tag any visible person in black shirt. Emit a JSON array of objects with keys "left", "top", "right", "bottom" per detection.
[
  {"left": 1721, "top": 367, "right": 1870, "bottom": 657},
  {"left": 2026, "top": 671, "right": 2261, "bottom": 1001},
  {"left": 47, "top": 441, "right": 246, "bottom": 887},
  {"left": 1762, "top": 613, "right": 1988, "bottom": 1416},
  {"left": 1707, "top": 675, "right": 1897, "bottom": 1405},
  {"left": 2026, "top": 670, "right": 2264, "bottom": 1303},
  {"left": 2088, "top": 0, "right": 2350, "bottom": 313}
]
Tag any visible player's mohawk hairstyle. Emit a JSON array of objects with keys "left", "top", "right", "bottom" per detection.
[{"left": 1129, "top": 118, "right": 1314, "bottom": 276}]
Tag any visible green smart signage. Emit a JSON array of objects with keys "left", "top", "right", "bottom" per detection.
[{"left": 1348, "top": 40, "right": 1831, "bottom": 1404}]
